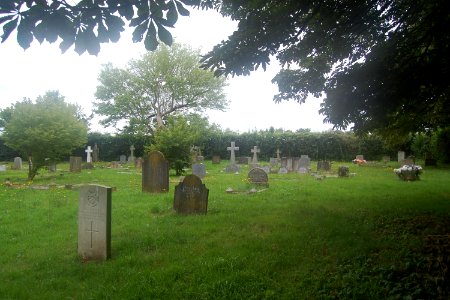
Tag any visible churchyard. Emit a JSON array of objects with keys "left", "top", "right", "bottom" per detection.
[{"left": 0, "top": 158, "right": 449, "bottom": 298}]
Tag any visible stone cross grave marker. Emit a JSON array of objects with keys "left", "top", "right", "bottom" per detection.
[
  {"left": 13, "top": 157, "right": 22, "bottom": 170},
  {"left": 70, "top": 156, "right": 82, "bottom": 172},
  {"left": 93, "top": 143, "right": 99, "bottom": 162},
  {"left": 78, "top": 184, "right": 112, "bottom": 261},
  {"left": 248, "top": 167, "right": 269, "bottom": 187},
  {"left": 174, "top": 175, "right": 209, "bottom": 214},
  {"left": 192, "top": 163, "right": 206, "bottom": 179},
  {"left": 85, "top": 146, "right": 93, "bottom": 163},
  {"left": 225, "top": 142, "right": 240, "bottom": 172},
  {"left": 276, "top": 149, "right": 282, "bottom": 161},
  {"left": 142, "top": 151, "right": 169, "bottom": 193},
  {"left": 128, "top": 145, "right": 136, "bottom": 163},
  {"left": 251, "top": 146, "right": 260, "bottom": 164},
  {"left": 398, "top": 151, "right": 405, "bottom": 163}
]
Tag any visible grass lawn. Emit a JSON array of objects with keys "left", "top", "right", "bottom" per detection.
[{"left": 0, "top": 160, "right": 449, "bottom": 299}]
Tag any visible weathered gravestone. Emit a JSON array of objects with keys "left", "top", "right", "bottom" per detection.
[
  {"left": 92, "top": 143, "right": 99, "bottom": 162},
  {"left": 382, "top": 156, "right": 391, "bottom": 163},
  {"left": 338, "top": 166, "right": 350, "bottom": 177},
  {"left": 212, "top": 155, "right": 221, "bottom": 164},
  {"left": 236, "top": 156, "right": 250, "bottom": 165},
  {"left": 0, "top": 165, "right": 6, "bottom": 172},
  {"left": 317, "top": 160, "right": 331, "bottom": 172},
  {"left": 78, "top": 184, "right": 112, "bottom": 261},
  {"left": 398, "top": 151, "right": 405, "bottom": 163},
  {"left": 248, "top": 167, "right": 269, "bottom": 187},
  {"left": 276, "top": 149, "right": 282, "bottom": 161},
  {"left": 403, "top": 156, "right": 414, "bottom": 166},
  {"left": 13, "top": 157, "right": 22, "bottom": 170},
  {"left": 70, "top": 156, "right": 82, "bottom": 172},
  {"left": 269, "top": 157, "right": 278, "bottom": 166},
  {"left": 192, "top": 163, "right": 206, "bottom": 179},
  {"left": 298, "top": 156, "right": 311, "bottom": 173},
  {"left": 356, "top": 155, "right": 364, "bottom": 160},
  {"left": 286, "top": 157, "right": 293, "bottom": 172},
  {"left": 173, "top": 175, "right": 209, "bottom": 214},
  {"left": 119, "top": 155, "right": 127, "bottom": 164},
  {"left": 48, "top": 163, "right": 57, "bottom": 172},
  {"left": 225, "top": 142, "right": 241, "bottom": 173},
  {"left": 142, "top": 151, "right": 169, "bottom": 193},
  {"left": 134, "top": 157, "right": 143, "bottom": 169},
  {"left": 278, "top": 167, "right": 288, "bottom": 174},
  {"left": 251, "top": 146, "right": 260, "bottom": 164}
]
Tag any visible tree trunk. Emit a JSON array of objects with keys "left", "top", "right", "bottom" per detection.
[{"left": 27, "top": 156, "right": 39, "bottom": 181}]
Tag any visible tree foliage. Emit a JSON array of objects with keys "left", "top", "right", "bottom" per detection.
[
  {"left": 1, "top": 91, "right": 88, "bottom": 180},
  {"left": 146, "top": 113, "right": 211, "bottom": 175},
  {"left": 2, "top": 0, "right": 448, "bottom": 137},
  {"left": 94, "top": 43, "right": 228, "bottom": 135}
]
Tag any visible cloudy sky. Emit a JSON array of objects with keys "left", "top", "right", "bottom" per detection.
[{"left": 0, "top": 8, "right": 333, "bottom": 133}]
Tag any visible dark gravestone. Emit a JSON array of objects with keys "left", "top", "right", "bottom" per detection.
[
  {"left": 192, "top": 163, "right": 206, "bottom": 179},
  {"left": 237, "top": 156, "right": 250, "bottom": 165},
  {"left": 338, "top": 166, "right": 350, "bottom": 177},
  {"left": 78, "top": 185, "right": 112, "bottom": 261},
  {"left": 317, "top": 160, "right": 331, "bottom": 172},
  {"left": 212, "top": 155, "right": 221, "bottom": 164},
  {"left": 70, "top": 156, "right": 82, "bottom": 172},
  {"left": 248, "top": 167, "right": 269, "bottom": 187},
  {"left": 142, "top": 151, "right": 169, "bottom": 193},
  {"left": 174, "top": 175, "right": 209, "bottom": 215}
]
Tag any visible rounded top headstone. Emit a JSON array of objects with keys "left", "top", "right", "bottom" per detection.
[{"left": 182, "top": 174, "right": 203, "bottom": 186}]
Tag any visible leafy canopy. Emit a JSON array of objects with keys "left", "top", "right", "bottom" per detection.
[
  {"left": 94, "top": 43, "right": 228, "bottom": 135},
  {"left": 1, "top": 91, "right": 88, "bottom": 180}
]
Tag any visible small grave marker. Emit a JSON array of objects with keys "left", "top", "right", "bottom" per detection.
[
  {"left": 92, "top": 143, "right": 99, "bottom": 162},
  {"left": 173, "top": 175, "right": 209, "bottom": 214},
  {"left": 192, "top": 163, "right": 206, "bottom": 179},
  {"left": 70, "top": 156, "right": 82, "bottom": 172},
  {"left": 119, "top": 155, "right": 127, "bottom": 164},
  {"left": 248, "top": 167, "right": 269, "bottom": 187},
  {"left": 398, "top": 151, "right": 405, "bottom": 163},
  {"left": 13, "top": 157, "right": 22, "bottom": 170},
  {"left": 212, "top": 155, "right": 221, "bottom": 164},
  {"left": 78, "top": 185, "right": 112, "bottom": 261}
]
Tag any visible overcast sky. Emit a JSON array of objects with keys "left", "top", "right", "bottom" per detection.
[{"left": 0, "top": 8, "right": 333, "bottom": 133}]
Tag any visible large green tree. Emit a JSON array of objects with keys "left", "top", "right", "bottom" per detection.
[
  {"left": 2, "top": 91, "right": 88, "bottom": 180},
  {"left": 2, "top": 0, "right": 449, "bottom": 136},
  {"left": 94, "top": 43, "right": 228, "bottom": 135}
]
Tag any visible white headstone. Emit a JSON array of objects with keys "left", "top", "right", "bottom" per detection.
[{"left": 398, "top": 151, "right": 405, "bottom": 162}]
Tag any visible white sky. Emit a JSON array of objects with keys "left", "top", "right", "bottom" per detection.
[{"left": 0, "top": 8, "right": 333, "bottom": 133}]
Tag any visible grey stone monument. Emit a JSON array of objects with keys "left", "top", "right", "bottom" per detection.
[
  {"left": 398, "top": 151, "right": 405, "bottom": 163},
  {"left": 212, "top": 155, "right": 221, "bottom": 164},
  {"left": 119, "top": 155, "right": 127, "bottom": 164},
  {"left": 338, "top": 166, "right": 350, "bottom": 177},
  {"left": 85, "top": 146, "right": 93, "bottom": 163},
  {"left": 128, "top": 145, "right": 135, "bottom": 163},
  {"left": 78, "top": 184, "right": 112, "bottom": 261},
  {"left": 13, "top": 157, "right": 22, "bottom": 170},
  {"left": 135, "top": 157, "right": 143, "bottom": 169},
  {"left": 225, "top": 142, "right": 240, "bottom": 173},
  {"left": 92, "top": 143, "right": 99, "bottom": 162},
  {"left": 70, "top": 156, "right": 82, "bottom": 172},
  {"left": 142, "top": 151, "right": 169, "bottom": 193},
  {"left": 251, "top": 146, "right": 260, "bottom": 164},
  {"left": 174, "top": 175, "right": 209, "bottom": 215},
  {"left": 0, "top": 165, "right": 6, "bottom": 172},
  {"left": 248, "top": 167, "right": 269, "bottom": 187},
  {"left": 192, "top": 163, "right": 206, "bottom": 179}
]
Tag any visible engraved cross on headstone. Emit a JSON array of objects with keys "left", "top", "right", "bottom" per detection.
[
  {"left": 251, "top": 146, "right": 260, "bottom": 164},
  {"left": 86, "top": 221, "right": 99, "bottom": 248},
  {"left": 227, "top": 142, "right": 239, "bottom": 165},
  {"left": 85, "top": 146, "right": 93, "bottom": 163},
  {"left": 276, "top": 149, "right": 281, "bottom": 160}
]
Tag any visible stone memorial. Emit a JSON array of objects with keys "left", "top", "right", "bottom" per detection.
[
  {"left": 142, "top": 151, "right": 169, "bottom": 193},
  {"left": 236, "top": 156, "right": 250, "bottom": 165},
  {"left": 0, "top": 165, "right": 6, "bottom": 172},
  {"left": 225, "top": 142, "right": 241, "bottom": 173},
  {"left": 192, "top": 163, "right": 206, "bottom": 179},
  {"left": 13, "top": 157, "right": 22, "bottom": 170},
  {"left": 276, "top": 149, "right": 282, "bottom": 162},
  {"left": 128, "top": 145, "right": 135, "bottom": 163},
  {"left": 78, "top": 184, "right": 112, "bottom": 261},
  {"left": 251, "top": 146, "right": 260, "bottom": 164},
  {"left": 298, "top": 156, "right": 311, "bottom": 172},
  {"left": 269, "top": 158, "right": 278, "bottom": 166},
  {"left": 398, "top": 151, "right": 405, "bottom": 163},
  {"left": 70, "top": 156, "right": 82, "bottom": 172},
  {"left": 212, "top": 155, "right": 221, "bottom": 164},
  {"left": 48, "top": 163, "right": 57, "bottom": 172},
  {"left": 317, "top": 160, "right": 331, "bottom": 172},
  {"left": 338, "top": 166, "right": 350, "bottom": 177},
  {"left": 85, "top": 146, "right": 93, "bottom": 163},
  {"left": 286, "top": 158, "right": 293, "bottom": 172},
  {"left": 92, "top": 143, "right": 99, "bottom": 162},
  {"left": 356, "top": 155, "right": 364, "bottom": 160},
  {"left": 119, "top": 155, "right": 127, "bottom": 164},
  {"left": 248, "top": 167, "right": 269, "bottom": 187},
  {"left": 135, "top": 157, "right": 143, "bottom": 169},
  {"left": 173, "top": 175, "right": 209, "bottom": 215},
  {"left": 278, "top": 167, "right": 288, "bottom": 174}
]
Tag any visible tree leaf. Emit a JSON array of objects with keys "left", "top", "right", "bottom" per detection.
[
  {"left": 166, "top": 1, "right": 178, "bottom": 26},
  {"left": 1, "top": 17, "right": 18, "bottom": 43},
  {"left": 59, "top": 36, "right": 75, "bottom": 53},
  {"left": 132, "top": 20, "right": 149, "bottom": 43},
  {"left": 117, "top": 2, "right": 134, "bottom": 20},
  {"left": 144, "top": 21, "right": 158, "bottom": 51},
  {"left": 0, "top": 14, "right": 15, "bottom": 25},
  {"left": 175, "top": 1, "right": 190, "bottom": 17},
  {"left": 33, "top": 21, "right": 46, "bottom": 43},
  {"left": 17, "top": 20, "right": 34, "bottom": 49},
  {"left": 156, "top": 23, "right": 172, "bottom": 46}
]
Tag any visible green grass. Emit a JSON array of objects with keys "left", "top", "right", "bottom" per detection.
[{"left": 0, "top": 161, "right": 449, "bottom": 299}]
